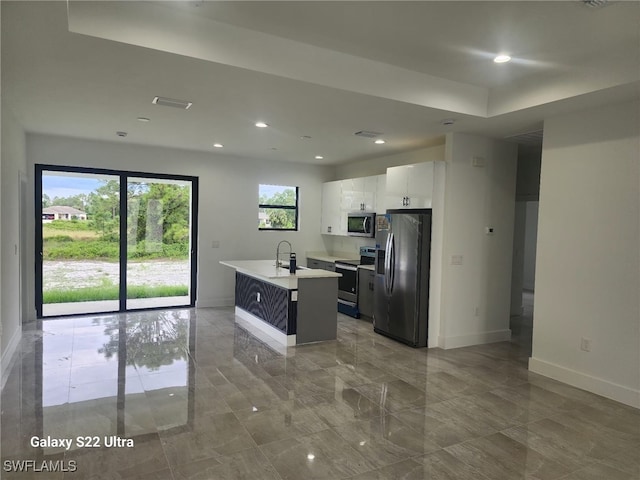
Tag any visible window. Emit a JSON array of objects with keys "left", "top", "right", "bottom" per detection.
[{"left": 259, "top": 184, "right": 298, "bottom": 231}]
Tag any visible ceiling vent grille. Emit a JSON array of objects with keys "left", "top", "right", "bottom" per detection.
[
  {"left": 152, "top": 96, "right": 193, "bottom": 109},
  {"left": 504, "top": 130, "right": 544, "bottom": 146},
  {"left": 354, "top": 130, "right": 382, "bottom": 138},
  {"left": 583, "top": 0, "right": 608, "bottom": 7}
]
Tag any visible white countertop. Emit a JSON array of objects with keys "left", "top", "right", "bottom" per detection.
[
  {"left": 220, "top": 260, "right": 341, "bottom": 289},
  {"left": 305, "top": 251, "right": 360, "bottom": 263}
]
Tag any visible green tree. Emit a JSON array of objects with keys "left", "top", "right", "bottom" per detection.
[
  {"left": 87, "top": 180, "right": 120, "bottom": 238},
  {"left": 128, "top": 183, "right": 190, "bottom": 245},
  {"left": 51, "top": 193, "right": 88, "bottom": 210},
  {"left": 266, "top": 209, "right": 295, "bottom": 228}
]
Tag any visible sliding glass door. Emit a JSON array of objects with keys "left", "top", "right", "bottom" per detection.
[
  {"left": 126, "top": 177, "right": 193, "bottom": 310},
  {"left": 36, "top": 165, "right": 198, "bottom": 318}
]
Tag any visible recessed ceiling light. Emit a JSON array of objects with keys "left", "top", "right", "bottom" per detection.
[
  {"left": 441, "top": 118, "right": 455, "bottom": 126},
  {"left": 493, "top": 54, "right": 511, "bottom": 64},
  {"left": 315, "top": 155, "right": 324, "bottom": 159},
  {"left": 116, "top": 131, "right": 127, "bottom": 138},
  {"left": 137, "top": 117, "right": 150, "bottom": 123},
  {"left": 213, "top": 143, "right": 223, "bottom": 148},
  {"left": 255, "top": 122, "right": 269, "bottom": 128},
  {"left": 301, "top": 135, "right": 312, "bottom": 140},
  {"left": 307, "top": 454, "right": 315, "bottom": 461},
  {"left": 374, "top": 139, "right": 386, "bottom": 144}
]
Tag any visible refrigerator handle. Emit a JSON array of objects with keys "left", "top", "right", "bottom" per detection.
[
  {"left": 389, "top": 232, "right": 395, "bottom": 294},
  {"left": 384, "top": 233, "right": 392, "bottom": 294}
]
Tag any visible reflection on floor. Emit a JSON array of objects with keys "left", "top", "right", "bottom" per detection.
[
  {"left": 42, "top": 296, "right": 191, "bottom": 318},
  {"left": 1, "top": 307, "right": 638, "bottom": 479}
]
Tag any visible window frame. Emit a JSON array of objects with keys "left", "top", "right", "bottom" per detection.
[{"left": 258, "top": 185, "right": 299, "bottom": 231}]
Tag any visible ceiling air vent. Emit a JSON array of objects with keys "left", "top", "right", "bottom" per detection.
[
  {"left": 582, "top": 0, "right": 608, "bottom": 7},
  {"left": 152, "top": 96, "right": 193, "bottom": 110},
  {"left": 354, "top": 130, "right": 382, "bottom": 138}
]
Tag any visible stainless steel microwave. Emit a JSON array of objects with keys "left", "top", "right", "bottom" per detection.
[{"left": 347, "top": 212, "right": 376, "bottom": 237}]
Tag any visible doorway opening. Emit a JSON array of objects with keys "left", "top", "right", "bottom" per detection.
[
  {"left": 36, "top": 165, "right": 198, "bottom": 318},
  {"left": 509, "top": 144, "right": 542, "bottom": 357}
]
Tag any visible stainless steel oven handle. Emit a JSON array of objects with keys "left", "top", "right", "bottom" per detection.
[{"left": 336, "top": 263, "right": 358, "bottom": 272}]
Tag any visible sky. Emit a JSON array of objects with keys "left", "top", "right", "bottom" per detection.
[
  {"left": 43, "top": 173, "right": 272, "bottom": 201},
  {"left": 42, "top": 173, "right": 114, "bottom": 200}
]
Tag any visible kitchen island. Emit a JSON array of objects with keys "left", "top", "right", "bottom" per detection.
[{"left": 220, "top": 260, "right": 341, "bottom": 346}]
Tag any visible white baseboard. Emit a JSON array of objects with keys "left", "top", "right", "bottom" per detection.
[
  {"left": 196, "top": 297, "right": 234, "bottom": 308},
  {"left": 529, "top": 357, "right": 640, "bottom": 409},
  {"left": 438, "top": 329, "right": 512, "bottom": 349},
  {"left": 1, "top": 329, "right": 21, "bottom": 391},
  {"left": 235, "top": 307, "right": 296, "bottom": 347}
]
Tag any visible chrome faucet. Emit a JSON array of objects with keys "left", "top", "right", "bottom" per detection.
[{"left": 276, "top": 240, "right": 292, "bottom": 268}]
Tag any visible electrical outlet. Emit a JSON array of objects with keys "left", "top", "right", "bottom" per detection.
[
  {"left": 580, "top": 337, "right": 591, "bottom": 352},
  {"left": 474, "top": 307, "right": 480, "bottom": 317},
  {"left": 211, "top": 240, "right": 220, "bottom": 248}
]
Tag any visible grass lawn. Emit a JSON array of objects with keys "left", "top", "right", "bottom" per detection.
[
  {"left": 43, "top": 221, "right": 100, "bottom": 240},
  {"left": 44, "top": 284, "right": 189, "bottom": 304}
]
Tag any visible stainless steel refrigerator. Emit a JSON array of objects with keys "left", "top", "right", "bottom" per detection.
[{"left": 373, "top": 209, "right": 431, "bottom": 347}]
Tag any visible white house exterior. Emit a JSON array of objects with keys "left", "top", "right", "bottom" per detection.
[{"left": 42, "top": 206, "right": 87, "bottom": 222}]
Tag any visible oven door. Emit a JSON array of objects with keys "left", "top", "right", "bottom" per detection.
[{"left": 335, "top": 262, "right": 358, "bottom": 303}]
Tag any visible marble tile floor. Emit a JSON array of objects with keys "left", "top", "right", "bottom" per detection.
[{"left": 1, "top": 307, "right": 638, "bottom": 479}]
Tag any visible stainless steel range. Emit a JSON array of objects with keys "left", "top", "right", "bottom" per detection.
[{"left": 336, "top": 246, "right": 375, "bottom": 318}]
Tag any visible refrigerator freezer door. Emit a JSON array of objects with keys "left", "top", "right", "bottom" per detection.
[
  {"left": 373, "top": 217, "right": 390, "bottom": 333},
  {"left": 387, "top": 213, "right": 422, "bottom": 345}
]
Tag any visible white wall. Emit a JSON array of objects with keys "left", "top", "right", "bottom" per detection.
[
  {"left": 334, "top": 143, "right": 445, "bottom": 179},
  {"left": 530, "top": 100, "right": 640, "bottom": 408},
  {"left": 1, "top": 107, "right": 27, "bottom": 386},
  {"left": 437, "top": 132, "right": 517, "bottom": 348},
  {"left": 27, "top": 134, "right": 332, "bottom": 308}
]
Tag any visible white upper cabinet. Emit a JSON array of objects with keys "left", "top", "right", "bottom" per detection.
[
  {"left": 321, "top": 174, "right": 386, "bottom": 235},
  {"left": 321, "top": 180, "right": 343, "bottom": 235},
  {"left": 340, "top": 175, "right": 380, "bottom": 212},
  {"left": 375, "top": 174, "right": 387, "bottom": 213},
  {"left": 385, "top": 162, "right": 435, "bottom": 209}
]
